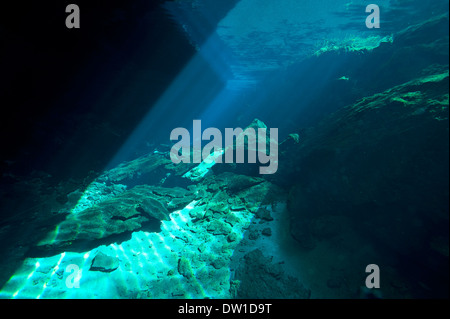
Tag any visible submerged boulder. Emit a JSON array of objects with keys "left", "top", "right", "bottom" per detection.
[
  {"left": 97, "top": 152, "right": 196, "bottom": 188},
  {"left": 90, "top": 252, "right": 120, "bottom": 273},
  {"left": 33, "top": 185, "right": 195, "bottom": 254},
  {"left": 201, "top": 172, "right": 264, "bottom": 194}
]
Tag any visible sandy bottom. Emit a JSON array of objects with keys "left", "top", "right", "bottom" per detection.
[{"left": 0, "top": 198, "right": 409, "bottom": 299}]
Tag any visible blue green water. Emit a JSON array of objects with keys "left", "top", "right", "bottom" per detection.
[{"left": 0, "top": 0, "right": 448, "bottom": 299}]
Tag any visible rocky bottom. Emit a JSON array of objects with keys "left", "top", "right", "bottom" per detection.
[{"left": 0, "top": 192, "right": 414, "bottom": 299}]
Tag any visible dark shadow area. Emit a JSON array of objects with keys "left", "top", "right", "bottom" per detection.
[{"left": 0, "top": 0, "right": 194, "bottom": 182}]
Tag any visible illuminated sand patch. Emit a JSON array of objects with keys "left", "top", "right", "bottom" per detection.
[{"left": 0, "top": 200, "right": 253, "bottom": 299}]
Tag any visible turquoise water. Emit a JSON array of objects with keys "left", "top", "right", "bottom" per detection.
[{"left": 0, "top": 0, "right": 448, "bottom": 299}]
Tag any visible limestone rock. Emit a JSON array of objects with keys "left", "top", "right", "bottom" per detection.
[
  {"left": 255, "top": 207, "right": 273, "bottom": 221},
  {"left": 227, "top": 231, "right": 238, "bottom": 242},
  {"left": 201, "top": 172, "right": 265, "bottom": 195},
  {"left": 178, "top": 257, "right": 193, "bottom": 279},
  {"left": 98, "top": 153, "right": 172, "bottom": 184},
  {"left": 90, "top": 252, "right": 119, "bottom": 273},
  {"left": 234, "top": 249, "right": 310, "bottom": 299},
  {"left": 207, "top": 220, "right": 232, "bottom": 236},
  {"left": 211, "top": 257, "right": 227, "bottom": 269},
  {"left": 97, "top": 153, "right": 196, "bottom": 188},
  {"left": 34, "top": 185, "right": 195, "bottom": 254}
]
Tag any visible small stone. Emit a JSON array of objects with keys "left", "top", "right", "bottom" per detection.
[
  {"left": 56, "top": 268, "right": 64, "bottom": 279},
  {"left": 225, "top": 213, "right": 240, "bottom": 226},
  {"left": 255, "top": 207, "right": 273, "bottom": 221},
  {"left": 189, "top": 207, "right": 204, "bottom": 219},
  {"left": 227, "top": 232, "right": 238, "bottom": 242},
  {"left": 211, "top": 257, "right": 227, "bottom": 269},
  {"left": 204, "top": 210, "right": 214, "bottom": 219},
  {"left": 262, "top": 228, "right": 272, "bottom": 236},
  {"left": 90, "top": 252, "right": 119, "bottom": 273},
  {"left": 178, "top": 257, "right": 193, "bottom": 279},
  {"left": 207, "top": 220, "right": 232, "bottom": 235}
]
